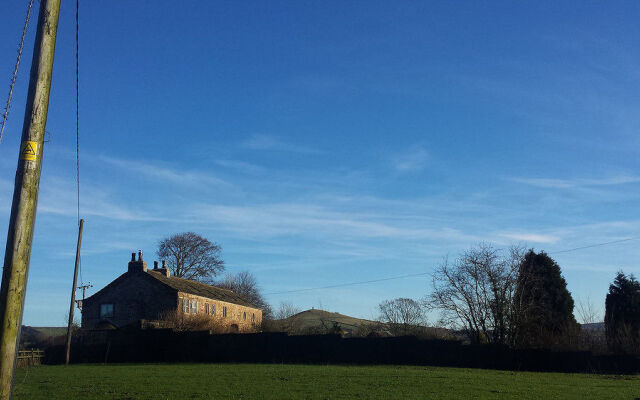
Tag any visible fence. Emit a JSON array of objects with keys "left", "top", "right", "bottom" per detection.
[
  {"left": 17, "top": 349, "right": 44, "bottom": 368},
  {"left": 45, "top": 330, "right": 640, "bottom": 374}
]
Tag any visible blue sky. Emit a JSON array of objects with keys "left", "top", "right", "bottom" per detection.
[{"left": 1, "top": 1, "right": 639, "bottom": 326}]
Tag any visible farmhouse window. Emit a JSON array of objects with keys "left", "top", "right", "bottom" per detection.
[
  {"left": 191, "top": 300, "right": 198, "bottom": 314},
  {"left": 212, "top": 304, "right": 216, "bottom": 316},
  {"left": 251, "top": 313, "right": 255, "bottom": 322},
  {"left": 100, "top": 303, "right": 114, "bottom": 319},
  {"left": 243, "top": 312, "right": 246, "bottom": 321},
  {"left": 182, "top": 298, "right": 189, "bottom": 313},
  {"left": 223, "top": 306, "right": 227, "bottom": 317}
]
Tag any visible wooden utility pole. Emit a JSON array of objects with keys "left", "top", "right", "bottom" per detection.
[
  {"left": 76, "top": 283, "right": 92, "bottom": 309},
  {"left": 65, "top": 219, "right": 84, "bottom": 365},
  {"left": 0, "top": 0, "right": 61, "bottom": 398}
]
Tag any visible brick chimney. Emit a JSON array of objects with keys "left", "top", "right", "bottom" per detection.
[
  {"left": 127, "top": 250, "right": 147, "bottom": 273},
  {"left": 157, "top": 259, "right": 170, "bottom": 277},
  {"left": 151, "top": 259, "right": 170, "bottom": 277}
]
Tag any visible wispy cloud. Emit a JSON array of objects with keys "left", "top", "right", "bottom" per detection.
[
  {"left": 54, "top": 240, "right": 138, "bottom": 258},
  {"left": 184, "top": 201, "right": 482, "bottom": 244},
  {"left": 38, "top": 177, "right": 166, "bottom": 221},
  {"left": 242, "top": 134, "right": 321, "bottom": 154},
  {"left": 391, "top": 146, "right": 429, "bottom": 172},
  {"left": 99, "top": 156, "right": 230, "bottom": 188},
  {"left": 214, "top": 159, "right": 265, "bottom": 175},
  {"left": 511, "top": 175, "right": 640, "bottom": 189},
  {"left": 497, "top": 232, "right": 559, "bottom": 244}
]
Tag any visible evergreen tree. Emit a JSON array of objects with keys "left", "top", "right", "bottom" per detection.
[
  {"left": 513, "top": 250, "right": 579, "bottom": 348},
  {"left": 605, "top": 272, "right": 640, "bottom": 354}
]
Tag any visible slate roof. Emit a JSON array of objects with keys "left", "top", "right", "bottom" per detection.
[{"left": 146, "top": 270, "right": 258, "bottom": 309}]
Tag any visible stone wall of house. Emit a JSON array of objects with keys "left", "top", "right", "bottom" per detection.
[
  {"left": 178, "top": 292, "right": 262, "bottom": 333},
  {"left": 82, "top": 271, "right": 177, "bottom": 329}
]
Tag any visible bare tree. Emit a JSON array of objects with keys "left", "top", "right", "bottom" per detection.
[
  {"left": 269, "top": 301, "right": 302, "bottom": 333},
  {"left": 576, "top": 297, "right": 600, "bottom": 325},
  {"left": 428, "top": 243, "right": 524, "bottom": 345},
  {"left": 378, "top": 298, "right": 426, "bottom": 336},
  {"left": 216, "top": 271, "right": 273, "bottom": 320},
  {"left": 575, "top": 297, "right": 606, "bottom": 352},
  {"left": 275, "top": 301, "right": 301, "bottom": 320},
  {"left": 157, "top": 232, "right": 225, "bottom": 281}
]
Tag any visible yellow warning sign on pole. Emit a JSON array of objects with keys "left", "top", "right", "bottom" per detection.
[{"left": 20, "top": 141, "right": 37, "bottom": 161}]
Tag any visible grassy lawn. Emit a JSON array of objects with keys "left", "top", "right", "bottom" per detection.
[{"left": 13, "top": 363, "right": 639, "bottom": 399}]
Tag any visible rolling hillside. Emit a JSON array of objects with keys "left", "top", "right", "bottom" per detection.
[
  {"left": 275, "top": 309, "right": 381, "bottom": 336},
  {"left": 20, "top": 326, "right": 67, "bottom": 349}
]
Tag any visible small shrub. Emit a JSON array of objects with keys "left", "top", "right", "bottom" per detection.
[{"left": 159, "top": 310, "right": 228, "bottom": 333}]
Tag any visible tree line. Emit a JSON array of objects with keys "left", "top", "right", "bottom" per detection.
[
  {"left": 427, "top": 244, "right": 579, "bottom": 348},
  {"left": 379, "top": 243, "right": 640, "bottom": 354},
  {"left": 156, "top": 232, "right": 639, "bottom": 354}
]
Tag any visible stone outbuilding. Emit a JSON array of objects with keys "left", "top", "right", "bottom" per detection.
[{"left": 81, "top": 251, "right": 262, "bottom": 332}]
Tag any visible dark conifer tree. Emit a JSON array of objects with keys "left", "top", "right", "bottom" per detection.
[
  {"left": 605, "top": 272, "right": 640, "bottom": 354},
  {"left": 513, "top": 250, "right": 579, "bottom": 348}
]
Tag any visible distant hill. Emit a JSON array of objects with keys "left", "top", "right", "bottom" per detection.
[
  {"left": 581, "top": 322, "right": 605, "bottom": 332},
  {"left": 27, "top": 326, "right": 67, "bottom": 337},
  {"left": 273, "top": 309, "right": 381, "bottom": 336},
  {"left": 20, "top": 326, "right": 67, "bottom": 349}
]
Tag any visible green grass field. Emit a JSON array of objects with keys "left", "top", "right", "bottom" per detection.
[{"left": 13, "top": 363, "right": 639, "bottom": 399}]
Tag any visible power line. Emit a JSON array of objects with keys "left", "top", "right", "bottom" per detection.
[
  {"left": 75, "top": 0, "right": 80, "bottom": 225},
  {"left": 265, "top": 236, "right": 639, "bottom": 296},
  {"left": 0, "top": 0, "right": 35, "bottom": 143},
  {"left": 265, "top": 272, "right": 431, "bottom": 295},
  {"left": 549, "top": 237, "right": 638, "bottom": 255},
  {"left": 75, "top": 0, "right": 83, "bottom": 285}
]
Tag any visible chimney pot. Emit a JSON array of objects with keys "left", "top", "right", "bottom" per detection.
[
  {"left": 162, "top": 260, "right": 166, "bottom": 268},
  {"left": 128, "top": 251, "right": 147, "bottom": 273},
  {"left": 154, "top": 261, "right": 158, "bottom": 269}
]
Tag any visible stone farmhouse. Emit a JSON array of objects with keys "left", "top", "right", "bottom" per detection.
[{"left": 81, "top": 251, "right": 262, "bottom": 332}]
